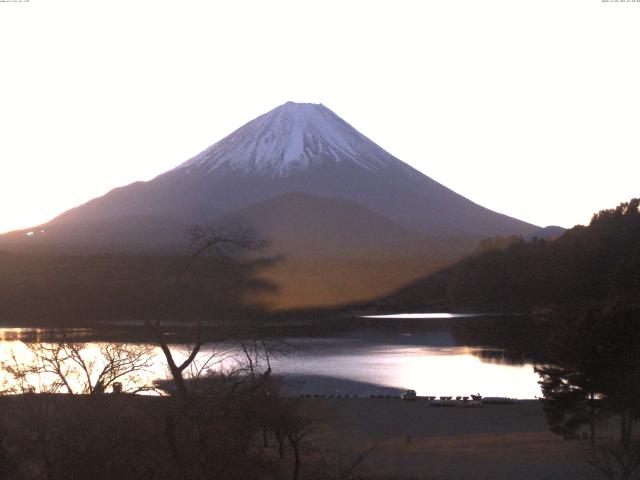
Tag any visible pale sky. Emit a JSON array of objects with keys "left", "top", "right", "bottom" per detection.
[{"left": 1, "top": 0, "right": 639, "bottom": 234}]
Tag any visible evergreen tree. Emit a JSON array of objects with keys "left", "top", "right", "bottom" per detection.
[{"left": 538, "top": 306, "right": 640, "bottom": 449}]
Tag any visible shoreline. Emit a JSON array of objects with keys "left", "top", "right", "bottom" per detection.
[{"left": 0, "top": 394, "right": 598, "bottom": 479}]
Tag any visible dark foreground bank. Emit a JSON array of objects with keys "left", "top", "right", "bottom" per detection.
[{"left": 0, "top": 394, "right": 616, "bottom": 480}]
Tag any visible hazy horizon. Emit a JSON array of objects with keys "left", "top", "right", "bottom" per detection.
[{"left": 1, "top": 1, "right": 639, "bottom": 234}]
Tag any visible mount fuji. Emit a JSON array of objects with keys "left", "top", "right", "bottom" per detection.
[
  {"left": 37, "top": 101, "right": 536, "bottom": 237},
  {"left": 1, "top": 102, "right": 542, "bottom": 308}
]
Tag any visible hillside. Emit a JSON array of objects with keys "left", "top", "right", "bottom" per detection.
[
  {"left": 0, "top": 102, "right": 542, "bottom": 309},
  {"left": 374, "top": 198, "right": 640, "bottom": 313}
]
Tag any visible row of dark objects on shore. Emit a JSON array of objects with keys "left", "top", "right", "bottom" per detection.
[{"left": 298, "top": 393, "right": 516, "bottom": 406}]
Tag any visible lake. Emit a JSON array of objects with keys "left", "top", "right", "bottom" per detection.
[{"left": 0, "top": 314, "right": 544, "bottom": 399}]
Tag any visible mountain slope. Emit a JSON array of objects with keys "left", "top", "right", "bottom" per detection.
[
  {"left": 219, "top": 191, "right": 453, "bottom": 257},
  {"left": 0, "top": 215, "right": 200, "bottom": 254},
  {"left": 214, "top": 192, "right": 464, "bottom": 308},
  {"left": 0, "top": 101, "right": 542, "bottom": 309},
  {"left": 43, "top": 102, "right": 538, "bottom": 240}
]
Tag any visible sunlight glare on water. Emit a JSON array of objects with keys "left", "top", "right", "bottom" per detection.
[
  {"left": 269, "top": 344, "right": 540, "bottom": 399},
  {"left": 0, "top": 327, "right": 542, "bottom": 398},
  {"left": 361, "top": 313, "right": 486, "bottom": 319}
]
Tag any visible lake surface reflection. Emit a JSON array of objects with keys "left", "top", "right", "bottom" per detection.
[
  {"left": 268, "top": 331, "right": 541, "bottom": 399},
  {"left": 0, "top": 322, "right": 543, "bottom": 399}
]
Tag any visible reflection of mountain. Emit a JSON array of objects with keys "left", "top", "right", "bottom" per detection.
[{"left": 1, "top": 102, "right": 541, "bottom": 309}]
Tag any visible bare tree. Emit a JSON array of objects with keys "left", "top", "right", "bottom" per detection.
[
  {"left": 283, "top": 403, "right": 318, "bottom": 480},
  {"left": 0, "top": 224, "right": 289, "bottom": 480},
  {"left": 0, "top": 420, "right": 20, "bottom": 480},
  {"left": 2, "top": 340, "right": 154, "bottom": 395},
  {"left": 312, "top": 446, "right": 377, "bottom": 480},
  {"left": 147, "top": 224, "right": 266, "bottom": 403},
  {"left": 587, "top": 440, "right": 640, "bottom": 480}
]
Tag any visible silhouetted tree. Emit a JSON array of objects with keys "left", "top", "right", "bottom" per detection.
[
  {"left": 586, "top": 439, "right": 640, "bottom": 480},
  {"left": 538, "top": 305, "right": 640, "bottom": 449},
  {"left": 147, "top": 224, "right": 268, "bottom": 402},
  {"left": 536, "top": 365, "right": 604, "bottom": 442},
  {"left": 282, "top": 402, "right": 318, "bottom": 480},
  {"left": 2, "top": 339, "right": 154, "bottom": 395}
]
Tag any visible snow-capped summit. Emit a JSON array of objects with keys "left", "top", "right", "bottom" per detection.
[
  {"left": 0, "top": 101, "right": 542, "bottom": 308},
  {"left": 177, "top": 102, "right": 410, "bottom": 177},
  {"left": 26, "top": 101, "right": 539, "bottom": 241}
]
